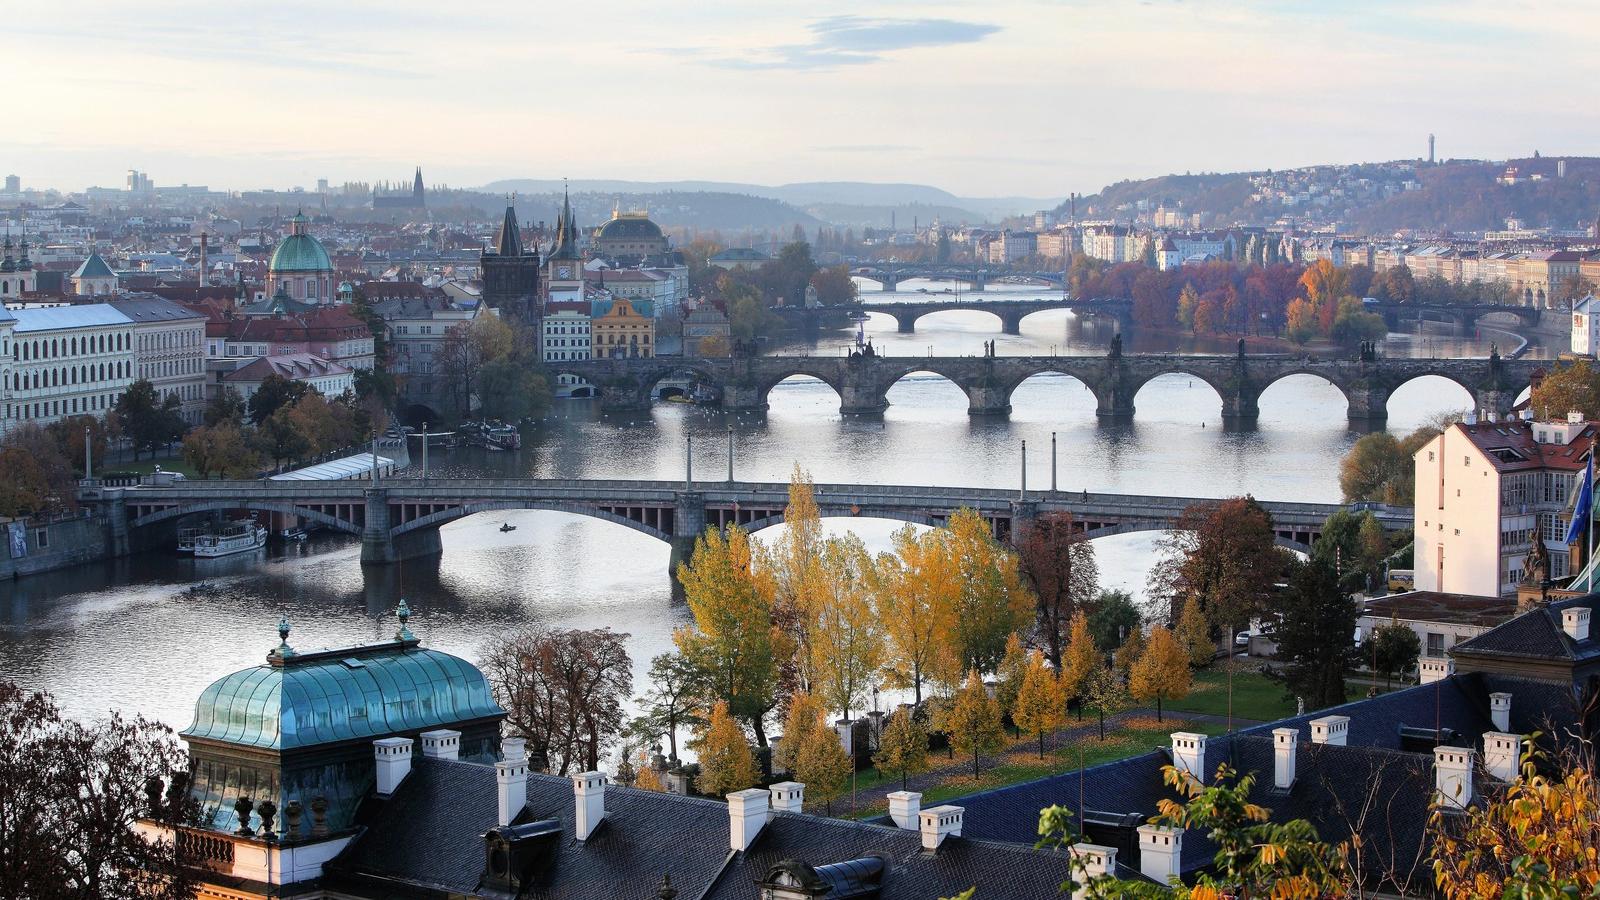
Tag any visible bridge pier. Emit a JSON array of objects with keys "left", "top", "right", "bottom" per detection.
[
  {"left": 669, "top": 491, "right": 706, "bottom": 599},
  {"left": 880, "top": 273, "right": 898, "bottom": 293},
  {"left": 999, "top": 312, "right": 1023, "bottom": 336},
  {"left": 360, "top": 488, "right": 443, "bottom": 565},
  {"left": 721, "top": 384, "right": 769, "bottom": 412},
  {"left": 1008, "top": 500, "right": 1038, "bottom": 547},
  {"left": 840, "top": 372, "right": 889, "bottom": 414},
  {"left": 970, "top": 272, "right": 986, "bottom": 292},
  {"left": 896, "top": 316, "right": 916, "bottom": 334},
  {"left": 1345, "top": 387, "right": 1390, "bottom": 431},
  {"left": 966, "top": 385, "right": 1011, "bottom": 416},
  {"left": 1091, "top": 378, "right": 1135, "bottom": 424},
  {"left": 1220, "top": 393, "right": 1261, "bottom": 430}
]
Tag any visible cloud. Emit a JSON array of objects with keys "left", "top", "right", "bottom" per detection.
[
  {"left": 813, "top": 144, "right": 917, "bottom": 153},
  {"left": 703, "top": 16, "right": 1000, "bottom": 70}
]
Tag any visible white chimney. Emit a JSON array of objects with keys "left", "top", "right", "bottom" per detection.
[
  {"left": 1272, "top": 727, "right": 1298, "bottom": 789},
  {"left": 1434, "top": 746, "right": 1475, "bottom": 810},
  {"left": 1309, "top": 715, "right": 1349, "bottom": 746},
  {"left": 1562, "top": 606, "right": 1591, "bottom": 642},
  {"left": 495, "top": 740, "right": 528, "bottom": 827},
  {"left": 1170, "top": 732, "right": 1207, "bottom": 784},
  {"left": 918, "top": 805, "right": 964, "bottom": 852},
  {"left": 1483, "top": 732, "right": 1522, "bottom": 783},
  {"left": 1136, "top": 825, "right": 1181, "bottom": 886},
  {"left": 1569, "top": 410, "right": 1585, "bottom": 424},
  {"left": 420, "top": 729, "right": 461, "bottom": 761},
  {"left": 1489, "top": 692, "right": 1513, "bottom": 733},
  {"left": 1070, "top": 843, "right": 1117, "bottom": 900},
  {"left": 728, "top": 788, "right": 769, "bottom": 851},
  {"left": 572, "top": 771, "right": 606, "bottom": 840},
  {"left": 373, "top": 737, "right": 413, "bottom": 796},
  {"left": 1463, "top": 410, "right": 1478, "bottom": 426},
  {"left": 1419, "top": 656, "right": 1455, "bottom": 685},
  {"left": 769, "top": 781, "right": 804, "bottom": 816},
  {"left": 887, "top": 791, "right": 921, "bottom": 831}
]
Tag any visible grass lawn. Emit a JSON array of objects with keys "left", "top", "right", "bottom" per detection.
[{"left": 1162, "top": 667, "right": 1296, "bottom": 723}]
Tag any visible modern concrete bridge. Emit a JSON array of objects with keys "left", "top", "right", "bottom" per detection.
[
  {"left": 774, "top": 298, "right": 1133, "bottom": 335},
  {"left": 85, "top": 477, "right": 1409, "bottom": 578},
  {"left": 556, "top": 349, "right": 1538, "bottom": 429}
]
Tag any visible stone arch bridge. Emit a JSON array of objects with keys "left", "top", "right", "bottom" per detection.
[
  {"left": 556, "top": 351, "right": 1540, "bottom": 429},
  {"left": 86, "top": 478, "right": 1406, "bottom": 580},
  {"left": 774, "top": 298, "right": 1134, "bottom": 335}
]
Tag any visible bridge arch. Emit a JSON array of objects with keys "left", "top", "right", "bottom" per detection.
[
  {"left": 1126, "top": 370, "right": 1230, "bottom": 420},
  {"left": 1384, "top": 373, "right": 1477, "bottom": 423},
  {"left": 882, "top": 367, "right": 975, "bottom": 414},
  {"left": 1081, "top": 519, "right": 1313, "bottom": 555},
  {"left": 1004, "top": 369, "right": 1099, "bottom": 412},
  {"left": 1256, "top": 371, "right": 1354, "bottom": 421},
  {"left": 390, "top": 500, "right": 671, "bottom": 542},
  {"left": 130, "top": 500, "right": 364, "bottom": 535}
]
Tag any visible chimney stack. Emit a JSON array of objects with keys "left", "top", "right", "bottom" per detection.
[
  {"left": 1069, "top": 844, "right": 1117, "bottom": 900},
  {"left": 769, "top": 781, "right": 804, "bottom": 817},
  {"left": 198, "top": 232, "right": 208, "bottom": 287},
  {"left": 1419, "top": 656, "right": 1455, "bottom": 684},
  {"left": 1136, "top": 825, "right": 1182, "bottom": 886},
  {"left": 421, "top": 729, "right": 461, "bottom": 761},
  {"left": 728, "top": 789, "right": 769, "bottom": 851},
  {"left": 495, "top": 739, "right": 528, "bottom": 827},
  {"left": 1489, "top": 693, "right": 1512, "bottom": 733},
  {"left": 572, "top": 771, "right": 606, "bottom": 840},
  {"left": 1483, "top": 732, "right": 1522, "bottom": 782},
  {"left": 1434, "top": 746, "right": 1475, "bottom": 810},
  {"left": 1272, "top": 727, "right": 1298, "bottom": 789},
  {"left": 919, "top": 805, "right": 964, "bottom": 852},
  {"left": 1170, "top": 732, "right": 1207, "bottom": 784},
  {"left": 1562, "top": 606, "right": 1591, "bottom": 642},
  {"left": 373, "top": 737, "right": 413, "bottom": 796},
  {"left": 1310, "top": 716, "right": 1349, "bottom": 746},
  {"left": 887, "top": 791, "right": 922, "bottom": 831}
]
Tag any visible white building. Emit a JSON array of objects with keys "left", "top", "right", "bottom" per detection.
[
  {"left": 110, "top": 298, "right": 208, "bottom": 425},
  {"left": 1572, "top": 294, "right": 1600, "bottom": 357},
  {"left": 7, "top": 305, "right": 136, "bottom": 429},
  {"left": 221, "top": 354, "right": 354, "bottom": 402},
  {"left": 541, "top": 302, "right": 592, "bottom": 398},
  {"left": 69, "top": 251, "right": 118, "bottom": 296},
  {"left": 0, "top": 235, "right": 37, "bottom": 298},
  {"left": 1414, "top": 413, "right": 1593, "bottom": 597},
  {"left": 0, "top": 306, "right": 13, "bottom": 436}
]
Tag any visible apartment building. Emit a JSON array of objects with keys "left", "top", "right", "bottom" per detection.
[
  {"left": 109, "top": 298, "right": 208, "bottom": 425},
  {"left": 5, "top": 305, "right": 136, "bottom": 429}
]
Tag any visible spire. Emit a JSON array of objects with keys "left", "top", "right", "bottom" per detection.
[
  {"left": 17, "top": 234, "right": 30, "bottom": 271},
  {"left": 494, "top": 194, "right": 523, "bottom": 256},
  {"left": 1, "top": 229, "right": 13, "bottom": 273},
  {"left": 413, "top": 166, "right": 424, "bottom": 198},
  {"left": 550, "top": 182, "right": 579, "bottom": 260}
]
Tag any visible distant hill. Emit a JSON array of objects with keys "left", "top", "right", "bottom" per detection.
[{"left": 469, "top": 188, "right": 822, "bottom": 232}]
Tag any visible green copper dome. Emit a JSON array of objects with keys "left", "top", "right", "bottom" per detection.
[
  {"left": 269, "top": 232, "right": 333, "bottom": 273},
  {"left": 182, "top": 636, "right": 503, "bottom": 751}
]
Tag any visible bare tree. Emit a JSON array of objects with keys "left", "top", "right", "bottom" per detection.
[{"left": 480, "top": 627, "right": 633, "bottom": 775}]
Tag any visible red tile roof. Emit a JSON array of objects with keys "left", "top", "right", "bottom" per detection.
[{"left": 1455, "top": 420, "right": 1595, "bottom": 473}]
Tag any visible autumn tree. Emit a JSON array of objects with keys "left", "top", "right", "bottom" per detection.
[
  {"left": 936, "top": 669, "right": 1007, "bottom": 777},
  {"left": 0, "top": 682, "right": 200, "bottom": 900},
  {"left": 252, "top": 407, "right": 313, "bottom": 467},
  {"left": 1176, "top": 599, "right": 1215, "bottom": 668},
  {"left": 204, "top": 387, "right": 246, "bottom": 427},
  {"left": 182, "top": 421, "right": 261, "bottom": 479},
  {"left": 807, "top": 534, "right": 884, "bottom": 720},
  {"left": 676, "top": 525, "right": 785, "bottom": 745},
  {"left": 1531, "top": 359, "right": 1600, "bottom": 420},
  {"left": 767, "top": 466, "right": 825, "bottom": 701},
  {"left": 1273, "top": 558, "right": 1356, "bottom": 711},
  {"left": 631, "top": 652, "right": 701, "bottom": 764},
  {"left": 1129, "top": 625, "right": 1192, "bottom": 722},
  {"left": 1149, "top": 496, "right": 1288, "bottom": 634},
  {"left": 694, "top": 701, "right": 758, "bottom": 797},
  {"left": 1369, "top": 621, "right": 1421, "bottom": 690},
  {"left": 773, "top": 691, "right": 825, "bottom": 777},
  {"left": 479, "top": 626, "right": 633, "bottom": 774},
  {"left": 0, "top": 445, "right": 58, "bottom": 518},
  {"left": 873, "top": 707, "right": 930, "bottom": 791},
  {"left": 794, "top": 713, "right": 852, "bottom": 814},
  {"left": 1113, "top": 626, "right": 1146, "bottom": 680},
  {"left": 1013, "top": 650, "right": 1066, "bottom": 758},
  {"left": 1059, "top": 611, "right": 1099, "bottom": 701},
  {"left": 1339, "top": 426, "right": 1443, "bottom": 504},
  {"left": 245, "top": 374, "right": 310, "bottom": 425},
  {"left": 808, "top": 265, "right": 859, "bottom": 305},
  {"left": 633, "top": 759, "right": 667, "bottom": 792},
  {"left": 871, "top": 524, "right": 957, "bottom": 705},
  {"left": 1079, "top": 663, "right": 1129, "bottom": 740},
  {"left": 1018, "top": 512, "right": 1100, "bottom": 669},
  {"left": 944, "top": 508, "right": 1035, "bottom": 676},
  {"left": 994, "top": 632, "right": 1029, "bottom": 726}
]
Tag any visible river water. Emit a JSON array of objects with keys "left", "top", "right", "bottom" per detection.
[{"left": 0, "top": 279, "right": 1552, "bottom": 734}]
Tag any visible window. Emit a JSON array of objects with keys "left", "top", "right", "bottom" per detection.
[
  {"left": 1426, "top": 632, "right": 1445, "bottom": 657},
  {"left": 34, "top": 528, "right": 48, "bottom": 549}
]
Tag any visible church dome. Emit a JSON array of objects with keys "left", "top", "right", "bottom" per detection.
[
  {"left": 595, "top": 213, "right": 663, "bottom": 241},
  {"left": 269, "top": 212, "right": 333, "bottom": 274}
]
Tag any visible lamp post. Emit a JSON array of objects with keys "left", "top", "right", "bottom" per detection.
[
  {"left": 420, "top": 422, "right": 429, "bottom": 482},
  {"left": 684, "top": 435, "right": 693, "bottom": 488},
  {"left": 1019, "top": 440, "right": 1027, "bottom": 499},
  {"left": 84, "top": 425, "right": 92, "bottom": 480},
  {"left": 1050, "top": 432, "right": 1057, "bottom": 492},
  {"left": 726, "top": 425, "right": 734, "bottom": 483}
]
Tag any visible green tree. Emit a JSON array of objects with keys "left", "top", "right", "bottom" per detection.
[
  {"left": 936, "top": 669, "right": 1006, "bottom": 778},
  {"left": 1087, "top": 589, "right": 1142, "bottom": 655},
  {"left": 204, "top": 387, "right": 247, "bottom": 427},
  {"left": 1339, "top": 426, "right": 1442, "bottom": 505},
  {"left": 1274, "top": 558, "right": 1357, "bottom": 711},
  {"left": 693, "top": 701, "right": 757, "bottom": 797},
  {"left": 1312, "top": 508, "right": 1390, "bottom": 592},
  {"left": 1129, "top": 625, "right": 1191, "bottom": 722},
  {"left": 245, "top": 374, "right": 310, "bottom": 425},
  {"left": 1369, "top": 621, "right": 1421, "bottom": 690},
  {"left": 872, "top": 707, "right": 929, "bottom": 791},
  {"left": 631, "top": 652, "right": 701, "bottom": 764},
  {"left": 113, "top": 380, "right": 185, "bottom": 460},
  {"left": 476, "top": 357, "right": 551, "bottom": 422}
]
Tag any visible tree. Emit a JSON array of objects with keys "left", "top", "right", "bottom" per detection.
[
  {"left": 1176, "top": 283, "right": 1200, "bottom": 330},
  {"left": 1149, "top": 496, "right": 1287, "bottom": 634},
  {"left": 1129, "top": 625, "right": 1191, "bottom": 722},
  {"left": 1312, "top": 508, "right": 1389, "bottom": 592},
  {"left": 204, "top": 387, "right": 246, "bottom": 427},
  {"left": 1369, "top": 621, "right": 1421, "bottom": 690},
  {"left": 1430, "top": 748, "right": 1600, "bottom": 899},
  {"left": 1274, "top": 559, "right": 1357, "bottom": 711},
  {"left": 773, "top": 691, "right": 825, "bottom": 777},
  {"left": 479, "top": 626, "right": 633, "bottom": 775},
  {"left": 0, "top": 682, "right": 200, "bottom": 900},
  {"left": 936, "top": 669, "right": 1007, "bottom": 777},
  {"left": 794, "top": 712, "right": 852, "bottom": 815},
  {"left": 768, "top": 466, "right": 825, "bottom": 701},
  {"left": 809, "top": 265, "right": 858, "bottom": 304},
  {"left": 1079, "top": 663, "right": 1129, "bottom": 740},
  {"left": 1059, "top": 611, "right": 1099, "bottom": 701},
  {"left": 477, "top": 357, "right": 551, "bottom": 422},
  {"left": 1331, "top": 296, "right": 1387, "bottom": 346},
  {"left": 633, "top": 759, "right": 667, "bottom": 792},
  {"left": 246, "top": 374, "right": 310, "bottom": 425},
  {"left": 693, "top": 701, "right": 758, "bottom": 797},
  {"left": 181, "top": 422, "right": 261, "bottom": 479},
  {"left": 1018, "top": 512, "right": 1099, "bottom": 669},
  {"left": 1339, "top": 426, "right": 1443, "bottom": 505},
  {"left": 806, "top": 534, "right": 884, "bottom": 721},
  {"left": 872, "top": 524, "right": 957, "bottom": 705},
  {"left": 114, "top": 380, "right": 185, "bottom": 459},
  {"left": 47, "top": 415, "right": 109, "bottom": 478},
  {"left": 1113, "top": 625, "right": 1146, "bottom": 680},
  {"left": 0, "top": 445, "right": 60, "bottom": 518},
  {"left": 944, "top": 508, "right": 1036, "bottom": 676},
  {"left": 1013, "top": 651, "right": 1066, "bottom": 758},
  {"left": 1285, "top": 296, "right": 1319, "bottom": 344},
  {"left": 873, "top": 706, "right": 929, "bottom": 791},
  {"left": 1088, "top": 589, "right": 1142, "bottom": 655},
  {"left": 1175, "top": 599, "right": 1215, "bottom": 668},
  {"left": 675, "top": 526, "right": 784, "bottom": 745},
  {"left": 437, "top": 314, "right": 518, "bottom": 419},
  {"left": 632, "top": 652, "right": 701, "bottom": 764},
  {"left": 994, "top": 632, "right": 1029, "bottom": 725},
  {"left": 1531, "top": 359, "right": 1600, "bottom": 421}
]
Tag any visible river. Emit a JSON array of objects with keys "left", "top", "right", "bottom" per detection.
[{"left": 0, "top": 278, "right": 1553, "bottom": 734}]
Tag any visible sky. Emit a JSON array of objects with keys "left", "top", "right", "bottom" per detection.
[{"left": 8, "top": 0, "right": 1600, "bottom": 199}]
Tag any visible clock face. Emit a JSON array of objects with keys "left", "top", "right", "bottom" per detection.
[{"left": 557, "top": 266, "right": 572, "bottom": 279}]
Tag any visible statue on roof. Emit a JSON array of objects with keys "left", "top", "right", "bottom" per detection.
[{"left": 1522, "top": 536, "right": 1551, "bottom": 592}]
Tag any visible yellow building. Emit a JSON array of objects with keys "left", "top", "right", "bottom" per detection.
[{"left": 590, "top": 297, "right": 654, "bottom": 358}]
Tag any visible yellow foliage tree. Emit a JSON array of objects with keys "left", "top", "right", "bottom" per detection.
[
  {"left": 1012, "top": 650, "right": 1066, "bottom": 759},
  {"left": 1177, "top": 598, "right": 1216, "bottom": 668},
  {"left": 773, "top": 691, "right": 824, "bottom": 777},
  {"left": 994, "top": 632, "right": 1029, "bottom": 724},
  {"left": 1130, "top": 625, "right": 1192, "bottom": 722},
  {"left": 794, "top": 717, "right": 853, "bottom": 815},
  {"left": 1059, "top": 610, "right": 1099, "bottom": 700},
  {"left": 943, "top": 508, "right": 1035, "bottom": 677},
  {"left": 768, "top": 465, "right": 825, "bottom": 696},
  {"left": 806, "top": 534, "right": 884, "bottom": 720},
  {"left": 936, "top": 669, "right": 1007, "bottom": 778},
  {"left": 1113, "top": 625, "right": 1146, "bottom": 679},
  {"left": 871, "top": 524, "right": 959, "bottom": 704},
  {"left": 693, "top": 701, "right": 757, "bottom": 797},
  {"left": 872, "top": 706, "right": 929, "bottom": 791},
  {"left": 633, "top": 751, "right": 666, "bottom": 792}
]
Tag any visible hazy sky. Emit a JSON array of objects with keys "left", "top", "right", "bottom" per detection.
[{"left": 9, "top": 0, "right": 1600, "bottom": 198}]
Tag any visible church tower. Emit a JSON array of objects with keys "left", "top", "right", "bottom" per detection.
[
  {"left": 546, "top": 186, "right": 585, "bottom": 303},
  {"left": 413, "top": 167, "right": 425, "bottom": 205},
  {"left": 480, "top": 199, "right": 542, "bottom": 331}
]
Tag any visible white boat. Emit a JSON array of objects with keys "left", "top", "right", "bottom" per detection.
[
  {"left": 192, "top": 522, "right": 269, "bottom": 558},
  {"left": 176, "top": 527, "right": 205, "bottom": 554}
]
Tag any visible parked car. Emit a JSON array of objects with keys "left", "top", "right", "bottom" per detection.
[{"left": 1235, "top": 631, "right": 1251, "bottom": 647}]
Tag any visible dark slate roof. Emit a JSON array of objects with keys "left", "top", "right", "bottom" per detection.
[
  {"left": 327, "top": 759, "right": 1078, "bottom": 900},
  {"left": 1453, "top": 593, "right": 1600, "bottom": 664}
]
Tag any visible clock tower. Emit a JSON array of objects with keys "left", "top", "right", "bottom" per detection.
[{"left": 546, "top": 186, "right": 585, "bottom": 304}]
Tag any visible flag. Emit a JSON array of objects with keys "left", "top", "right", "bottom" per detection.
[{"left": 1564, "top": 450, "right": 1595, "bottom": 545}]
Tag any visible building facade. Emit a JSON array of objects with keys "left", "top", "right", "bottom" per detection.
[
  {"left": 8, "top": 305, "right": 136, "bottom": 428},
  {"left": 590, "top": 297, "right": 654, "bottom": 359},
  {"left": 591, "top": 208, "right": 668, "bottom": 261},
  {"left": 69, "top": 251, "right": 118, "bottom": 296},
  {"left": 221, "top": 353, "right": 354, "bottom": 401},
  {"left": 265, "top": 212, "right": 336, "bottom": 304},
  {"left": 479, "top": 202, "right": 541, "bottom": 325},
  {"left": 109, "top": 298, "right": 208, "bottom": 425},
  {"left": 0, "top": 234, "right": 37, "bottom": 298},
  {"left": 1573, "top": 294, "right": 1600, "bottom": 356}
]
